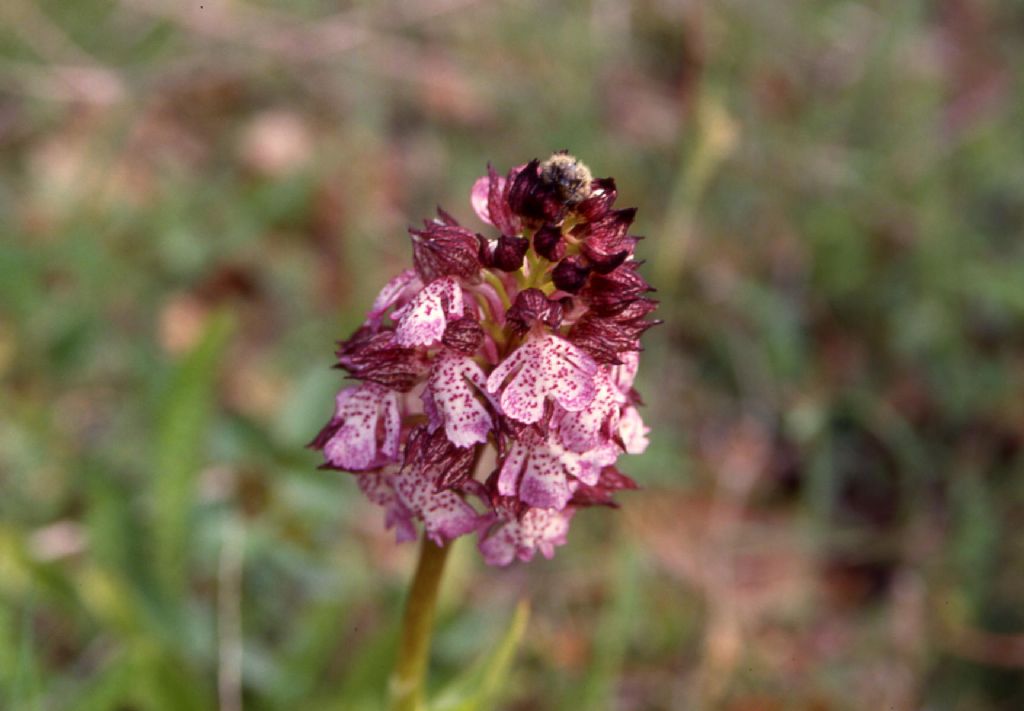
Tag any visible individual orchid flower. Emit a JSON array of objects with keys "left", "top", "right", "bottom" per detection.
[
  {"left": 478, "top": 504, "right": 574, "bottom": 566},
  {"left": 423, "top": 351, "right": 494, "bottom": 447},
  {"left": 365, "top": 269, "right": 421, "bottom": 328},
  {"left": 394, "top": 276, "right": 464, "bottom": 347},
  {"left": 485, "top": 333, "right": 598, "bottom": 425},
  {"left": 553, "top": 368, "right": 623, "bottom": 452},
  {"left": 311, "top": 383, "right": 401, "bottom": 471},
  {"left": 496, "top": 429, "right": 581, "bottom": 510},
  {"left": 392, "top": 468, "right": 483, "bottom": 546}
]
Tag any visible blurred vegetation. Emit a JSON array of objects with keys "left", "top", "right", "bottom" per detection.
[{"left": 1, "top": 1, "right": 1023, "bottom": 709}]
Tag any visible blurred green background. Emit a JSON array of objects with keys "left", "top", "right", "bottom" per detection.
[{"left": 2, "top": 1, "right": 1023, "bottom": 709}]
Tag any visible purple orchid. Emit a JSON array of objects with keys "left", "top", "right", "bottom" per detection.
[{"left": 311, "top": 152, "right": 659, "bottom": 565}]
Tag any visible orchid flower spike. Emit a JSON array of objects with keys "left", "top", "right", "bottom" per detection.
[{"left": 310, "top": 152, "right": 659, "bottom": 565}]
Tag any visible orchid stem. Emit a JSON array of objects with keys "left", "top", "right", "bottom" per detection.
[
  {"left": 482, "top": 270, "right": 512, "bottom": 311},
  {"left": 389, "top": 537, "right": 452, "bottom": 711}
]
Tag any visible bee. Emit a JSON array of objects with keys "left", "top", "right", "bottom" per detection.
[{"left": 539, "top": 151, "right": 593, "bottom": 206}]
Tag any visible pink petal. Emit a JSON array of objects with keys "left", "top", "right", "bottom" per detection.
[
  {"left": 478, "top": 507, "right": 573, "bottom": 566},
  {"left": 321, "top": 418, "right": 372, "bottom": 470},
  {"left": 498, "top": 436, "right": 580, "bottom": 510},
  {"left": 366, "top": 269, "right": 421, "bottom": 326},
  {"left": 393, "top": 470, "right": 482, "bottom": 545},
  {"left": 520, "top": 458, "right": 576, "bottom": 510},
  {"left": 618, "top": 405, "right": 650, "bottom": 454},
  {"left": 322, "top": 384, "right": 401, "bottom": 471},
  {"left": 522, "top": 507, "right": 572, "bottom": 560},
  {"left": 576, "top": 443, "right": 619, "bottom": 486},
  {"left": 496, "top": 439, "right": 529, "bottom": 497},
  {"left": 356, "top": 469, "right": 394, "bottom": 506},
  {"left": 478, "top": 521, "right": 517, "bottom": 566},
  {"left": 554, "top": 369, "right": 622, "bottom": 452},
  {"left": 424, "top": 352, "right": 493, "bottom": 447},
  {"left": 470, "top": 175, "right": 495, "bottom": 225},
  {"left": 357, "top": 470, "right": 417, "bottom": 543},
  {"left": 486, "top": 335, "right": 598, "bottom": 425},
  {"left": 395, "top": 277, "right": 464, "bottom": 347},
  {"left": 380, "top": 391, "right": 401, "bottom": 460},
  {"left": 610, "top": 351, "right": 640, "bottom": 392}
]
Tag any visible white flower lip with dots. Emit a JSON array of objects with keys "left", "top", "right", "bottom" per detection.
[
  {"left": 366, "top": 269, "right": 421, "bottom": 328},
  {"left": 485, "top": 334, "right": 598, "bottom": 425},
  {"left": 553, "top": 368, "right": 622, "bottom": 453},
  {"left": 497, "top": 435, "right": 579, "bottom": 510},
  {"left": 392, "top": 469, "right": 484, "bottom": 546},
  {"left": 314, "top": 384, "right": 400, "bottom": 471},
  {"left": 478, "top": 507, "right": 574, "bottom": 566},
  {"left": 394, "top": 277, "right": 464, "bottom": 347},
  {"left": 423, "top": 352, "right": 494, "bottom": 447}
]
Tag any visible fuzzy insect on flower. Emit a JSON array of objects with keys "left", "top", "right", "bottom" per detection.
[{"left": 310, "top": 152, "right": 659, "bottom": 566}]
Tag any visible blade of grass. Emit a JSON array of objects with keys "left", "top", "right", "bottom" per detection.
[
  {"left": 152, "top": 310, "right": 233, "bottom": 599},
  {"left": 578, "top": 540, "right": 640, "bottom": 709},
  {"left": 429, "top": 599, "right": 530, "bottom": 711},
  {"left": 12, "top": 595, "right": 41, "bottom": 711}
]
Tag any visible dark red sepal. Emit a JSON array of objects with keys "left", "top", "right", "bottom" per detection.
[
  {"left": 507, "top": 159, "right": 566, "bottom": 224},
  {"left": 570, "top": 466, "right": 638, "bottom": 507},
  {"left": 533, "top": 224, "right": 566, "bottom": 261},
  {"left": 435, "top": 206, "right": 459, "bottom": 226},
  {"left": 442, "top": 316, "right": 484, "bottom": 355},
  {"left": 336, "top": 327, "right": 427, "bottom": 391},
  {"left": 576, "top": 208, "right": 638, "bottom": 266},
  {"left": 492, "top": 235, "right": 529, "bottom": 271},
  {"left": 551, "top": 256, "right": 591, "bottom": 294},
  {"left": 308, "top": 419, "right": 339, "bottom": 450},
  {"left": 409, "top": 222, "right": 481, "bottom": 282},
  {"left": 486, "top": 163, "right": 520, "bottom": 237},
  {"left": 583, "top": 261, "right": 655, "bottom": 315},
  {"left": 613, "top": 297, "right": 660, "bottom": 322},
  {"left": 402, "top": 425, "right": 478, "bottom": 492},
  {"left": 585, "top": 248, "right": 629, "bottom": 275},
  {"left": 568, "top": 300, "right": 659, "bottom": 364},
  {"left": 505, "top": 288, "right": 564, "bottom": 336},
  {"left": 574, "top": 178, "right": 617, "bottom": 221}
]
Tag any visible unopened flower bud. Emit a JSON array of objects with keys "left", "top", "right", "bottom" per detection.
[
  {"left": 551, "top": 256, "right": 591, "bottom": 294},
  {"left": 492, "top": 235, "right": 529, "bottom": 271},
  {"left": 409, "top": 222, "right": 481, "bottom": 282},
  {"left": 506, "top": 288, "right": 564, "bottom": 336},
  {"left": 533, "top": 224, "right": 566, "bottom": 261}
]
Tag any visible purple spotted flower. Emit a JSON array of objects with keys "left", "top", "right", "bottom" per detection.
[{"left": 310, "top": 152, "right": 659, "bottom": 565}]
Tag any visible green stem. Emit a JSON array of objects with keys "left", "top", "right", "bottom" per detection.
[
  {"left": 389, "top": 537, "right": 452, "bottom": 711},
  {"left": 524, "top": 250, "right": 547, "bottom": 289},
  {"left": 482, "top": 270, "right": 512, "bottom": 311}
]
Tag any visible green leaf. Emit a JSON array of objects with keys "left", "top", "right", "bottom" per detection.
[
  {"left": 151, "top": 311, "right": 233, "bottom": 598},
  {"left": 9, "top": 596, "right": 42, "bottom": 711},
  {"left": 429, "top": 600, "right": 530, "bottom": 711}
]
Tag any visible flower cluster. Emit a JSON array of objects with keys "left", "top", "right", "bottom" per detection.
[{"left": 311, "top": 153, "right": 658, "bottom": 565}]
